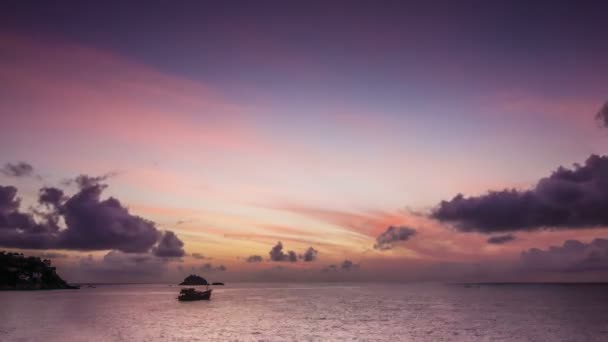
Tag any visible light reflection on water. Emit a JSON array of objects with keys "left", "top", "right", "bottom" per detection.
[{"left": 1, "top": 282, "right": 608, "bottom": 341}]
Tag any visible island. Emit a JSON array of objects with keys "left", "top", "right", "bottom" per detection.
[
  {"left": 179, "top": 274, "right": 209, "bottom": 285},
  {"left": 0, "top": 251, "right": 78, "bottom": 290},
  {"left": 211, "top": 282, "right": 225, "bottom": 286}
]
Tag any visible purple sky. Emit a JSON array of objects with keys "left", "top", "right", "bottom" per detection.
[{"left": 1, "top": 1, "right": 608, "bottom": 283}]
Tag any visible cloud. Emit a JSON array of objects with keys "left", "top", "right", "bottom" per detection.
[
  {"left": 321, "top": 264, "right": 338, "bottom": 272},
  {"left": 57, "top": 181, "right": 160, "bottom": 253},
  {"left": 86, "top": 251, "right": 171, "bottom": 277},
  {"left": 38, "top": 187, "right": 65, "bottom": 207},
  {"left": 64, "top": 173, "right": 118, "bottom": 189},
  {"left": 301, "top": 247, "right": 318, "bottom": 262},
  {"left": 596, "top": 101, "right": 608, "bottom": 128},
  {"left": 267, "top": 242, "right": 316, "bottom": 262},
  {"left": 36, "top": 252, "right": 69, "bottom": 259},
  {"left": 70, "top": 251, "right": 174, "bottom": 283},
  {"left": 521, "top": 238, "right": 608, "bottom": 272},
  {"left": 69, "top": 250, "right": 181, "bottom": 283},
  {"left": 176, "top": 219, "right": 195, "bottom": 226},
  {"left": 191, "top": 253, "right": 206, "bottom": 259},
  {"left": 1, "top": 162, "right": 35, "bottom": 178},
  {"left": 432, "top": 154, "right": 608, "bottom": 233},
  {"left": 152, "top": 231, "right": 185, "bottom": 257},
  {"left": 200, "top": 263, "right": 227, "bottom": 272},
  {"left": 246, "top": 255, "right": 263, "bottom": 263},
  {"left": 323, "top": 260, "right": 360, "bottom": 272},
  {"left": 373, "top": 226, "right": 416, "bottom": 250},
  {"left": 269, "top": 241, "right": 297, "bottom": 262},
  {"left": 0, "top": 185, "right": 57, "bottom": 249},
  {"left": 288, "top": 251, "right": 297, "bottom": 262},
  {"left": 341, "top": 259, "right": 360, "bottom": 271},
  {"left": 0, "top": 175, "right": 186, "bottom": 255},
  {"left": 487, "top": 234, "right": 516, "bottom": 244},
  {"left": 0, "top": 185, "right": 21, "bottom": 215}
]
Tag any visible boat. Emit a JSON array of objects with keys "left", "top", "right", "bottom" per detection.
[{"left": 178, "top": 287, "right": 212, "bottom": 301}]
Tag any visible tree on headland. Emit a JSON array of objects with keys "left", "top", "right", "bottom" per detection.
[
  {"left": 179, "top": 274, "right": 208, "bottom": 285},
  {"left": 0, "top": 251, "right": 77, "bottom": 290}
]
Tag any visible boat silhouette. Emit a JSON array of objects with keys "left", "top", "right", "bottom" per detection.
[{"left": 178, "top": 287, "right": 212, "bottom": 301}]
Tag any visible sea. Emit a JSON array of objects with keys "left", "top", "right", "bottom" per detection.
[{"left": 1, "top": 282, "right": 607, "bottom": 341}]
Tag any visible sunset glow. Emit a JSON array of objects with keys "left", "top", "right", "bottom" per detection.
[{"left": 1, "top": 2, "right": 608, "bottom": 284}]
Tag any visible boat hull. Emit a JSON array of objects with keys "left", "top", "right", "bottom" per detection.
[{"left": 178, "top": 289, "right": 212, "bottom": 301}]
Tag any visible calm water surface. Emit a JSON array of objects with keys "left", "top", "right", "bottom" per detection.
[{"left": 1, "top": 283, "right": 607, "bottom": 341}]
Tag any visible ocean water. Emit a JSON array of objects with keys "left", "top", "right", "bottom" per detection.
[{"left": 1, "top": 283, "right": 608, "bottom": 341}]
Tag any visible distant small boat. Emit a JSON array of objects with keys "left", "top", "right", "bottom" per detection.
[{"left": 178, "top": 287, "right": 212, "bottom": 301}]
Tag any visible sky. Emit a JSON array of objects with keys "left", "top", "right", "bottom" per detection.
[{"left": 1, "top": 1, "right": 608, "bottom": 283}]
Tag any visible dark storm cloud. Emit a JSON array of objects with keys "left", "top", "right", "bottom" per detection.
[
  {"left": 201, "top": 263, "right": 227, "bottom": 272},
  {"left": 0, "top": 185, "right": 57, "bottom": 249},
  {"left": 269, "top": 241, "right": 297, "bottom": 262},
  {"left": 0, "top": 176, "right": 186, "bottom": 255},
  {"left": 301, "top": 247, "right": 318, "bottom": 262},
  {"left": 487, "top": 234, "right": 516, "bottom": 244},
  {"left": 152, "top": 231, "right": 185, "bottom": 257},
  {"left": 1, "top": 162, "right": 34, "bottom": 178},
  {"left": 596, "top": 101, "right": 608, "bottom": 128},
  {"left": 57, "top": 181, "right": 160, "bottom": 252},
  {"left": 521, "top": 239, "right": 608, "bottom": 272},
  {"left": 432, "top": 154, "right": 608, "bottom": 233},
  {"left": 246, "top": 255, "right": 263, "bottom": 263},
  {"left": 373, "top": 226, "right": 417, "bottom": 250}
]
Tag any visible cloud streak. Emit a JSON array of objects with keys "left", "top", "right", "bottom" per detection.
[
  {"left": 487, "top": 234, "right": 516, "bottom": 244},
  {"left": 0, "top": 162, "right": 35, "bottom": 178}
]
